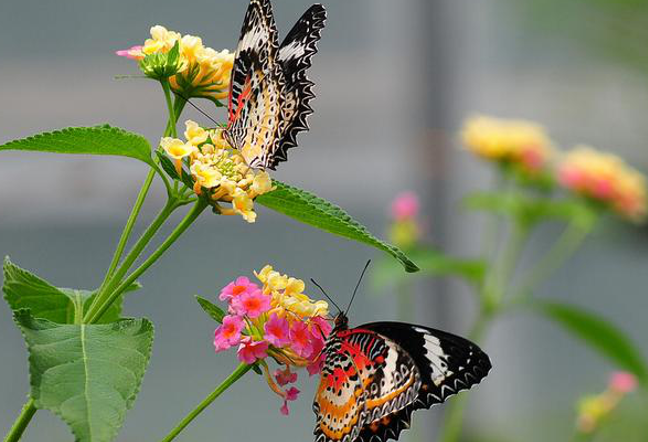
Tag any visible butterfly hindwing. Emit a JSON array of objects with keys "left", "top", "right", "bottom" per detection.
[
  {"left": 225, "top": 0, "right": 326, "bottom": 170},
  {"left": 314, "top": 321, "right": 491, "bottom": 442},
  {"left": 265, "top": 4, "right": 327, "bottom": 169}
]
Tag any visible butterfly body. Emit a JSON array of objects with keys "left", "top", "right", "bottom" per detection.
[
  {"left": 224, "top": 0, "right": 326, "bottom": 170},
  {"left": 314, "top": 314, "right": 491, "bottom": 442}
]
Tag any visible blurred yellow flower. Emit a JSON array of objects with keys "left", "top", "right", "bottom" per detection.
[
  {"left": 117, "top": 25, "right": 234, "bottom": 102},
  {"left": 558, "top": 146, "right": 647, "bottom": 222},
  {"left": 575, "top": 372, "right": 637, "bottom": 434},
  {"left": 160, "top": 122, "right": 274, "bottom": 223},
  {"left": 461, "top": 115, "right": 553, "bottom": 173}
]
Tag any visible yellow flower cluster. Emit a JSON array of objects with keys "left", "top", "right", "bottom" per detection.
[
  {"left": 130, "top": 25, "right": 234, "bottom": 101},
  {"left": 255, "top": 265, "right": 330, "bottom": 319},
  {"left": 461, "top": 115, "right": 553, "bottom": 173},
  {"left": 576, "top": 372, "right": 637, "bottom": 434},
  {"left": 558, "top": 146, "right": 647, "bottom": 222},
  {"left": 161, "top": 120, "right": 274, "bottom": 223}
]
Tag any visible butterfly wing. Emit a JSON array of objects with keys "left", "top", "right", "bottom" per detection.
[
  {"left": 313, "top": 332, "right": 368, "bottom": 442},
  {"left": 314, "top": 323, "right": 491, "bottom": 442},
  {"left": 226, "top": 0, "right": 279, "bottom": 160},
  {"left": 357, "top": 322, "right": 492, "bottom": 442},
  {"left": 262, "top": 4, "right": 327, "bottom": 169}
]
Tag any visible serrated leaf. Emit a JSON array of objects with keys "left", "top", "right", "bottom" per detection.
[
  {"left": 0, "top": 125, "right": 154, "bottom": 166},
  {"left": 532, "top": 300, "right": 648, "bottom": 384},
  {"left": 3, "top": 257, "right": 140, "bottom": 324},
  {"left": 15, "top": 310, "right": 154, "bottom": 442},
  {"left": 372, "top": 247, "right": 485, "bottom": 289},
  {"left": 196, "top": 295, "right": 225, "bottom": 323},
  {"left": 256, "top": 181, "right": 419, "bottom": 273}
]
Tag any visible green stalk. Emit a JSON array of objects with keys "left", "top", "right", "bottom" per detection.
[
  {"left": 2, "top": 399, "right": 37, "bottom": 442},
  {"left": 97, "top": 170, "right": 157, "bottom": 295},
  {"left": 514, "top": 221, "right": 591, "bottom": 301},
  {"left": 86, "top": 199, "right": 208, "bottom": 324},
  {"left": 95, "top": 198, "right": 178, "bottom": 304},
  {"left": 160, "top": 363, "right": 253, "bottom": 442}
]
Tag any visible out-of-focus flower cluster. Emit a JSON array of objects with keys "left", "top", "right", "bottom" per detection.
[
  {"left": 461, "top": 115, "right": 553, "bottom": 174},
  {"left": 213, "top": 265, "right": 332, "bottom": 414},
  {"left": 576, "top": 371, "right": 637, "bottom": 434},
  {"left": 117, "top": 25, "right": 234, "bottom": 102},
  {"left": 388, "top": 192, "right": 421, "bottom": 250},
  {"left": 558, "top": 146, "right": 647, "bottom": 222},
  {"left": 161, "top": 120, "right": 274, "bottom": 223},
  {"left": 460, "top": 114, "right": 648, "bottom": 223}
]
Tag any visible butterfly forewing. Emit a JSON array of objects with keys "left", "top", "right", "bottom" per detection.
[
  {"left": 314, "top": 321, "right": 491, "bottom": 442},
  {"left": 225, "top": 0, "right": 326, "bottom": 170}
]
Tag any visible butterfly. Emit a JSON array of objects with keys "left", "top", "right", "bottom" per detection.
[
  {"left": 223, "top": 0, "right": 326, "bottom": 170},
  {"left": 312, "top": 268, "right": 492, "bottom": 442}
]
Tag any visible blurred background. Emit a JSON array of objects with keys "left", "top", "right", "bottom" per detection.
[{"left": 1, "top": 0, "right": 648, "bottom": 441}]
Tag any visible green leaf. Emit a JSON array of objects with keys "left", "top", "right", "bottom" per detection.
[
  {"left": 0, "top": 125, "right": 154, "bottom": 166},
  {"left": 256, "top": 181, "right": 419, "bottom": 273},
  {"left": 372, "top": 247, "right": 485, "bottom": 289},
  {"left": 15, "top": 310, "right": 154, "bottom": 442},
  {"left": 3, "top": 257, "right": 140, "bottom": 324},
  {"left": 532, "top": 300, "right": 648, "bottom": 384},
  {"left": 196, "top": 295, "right": 225, "bottom": 323}
]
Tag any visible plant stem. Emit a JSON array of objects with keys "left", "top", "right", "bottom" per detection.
[
  {"left": 159, "top": 363, "right": 253, "bottom": 442},
  {"left": 86, "top": 199, "right": 208, "bottom": 324},
  {"left": 96, "top": 199, "right": 178, "bottom": 302},
  {"left": 514, "top": 221, "right": 591, "bottom": 300},
  {"left": 437, "top": 312, "right": 489, "bottom": 442},
  {"left": 2, "top": 399, "right": 37, "bottom": 442},
  {"left": 161, "top": 80, "right": 178, "bottom": 138},
  {"left": 97, "top": 169, "right": 158, "bottom": 295}
]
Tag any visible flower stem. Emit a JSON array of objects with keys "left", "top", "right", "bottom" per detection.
[
  {"left": 161, "top": 80, "right": 178, "bottom": 138},
  {"left": 159, "top": 363, "right": 253, "bottom": 442},
  {"left": 85, "top": 199, "right": 208, "bottom": 324},
  {"left": 97, "top": 169, "right": 159, "bottom": 295},
  {"left": 2, "top": 399, "right": 37, "bottom": 442},
  {"left": 437, "top": 314, "right": 489, "bottom": 442},
  {"left": 514, "top": 220, "right": 591, "bottom": 300}
]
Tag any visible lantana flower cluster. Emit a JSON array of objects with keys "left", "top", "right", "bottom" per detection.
[
  {"left": 161, "top": 120, "right": 274, "bottom": 223},
  {"left": 388, "top": 192, "right": 421, "bottom": 250},
  {"left": 461, "top": 115, "right": 648, "bottom": 223},
  {"left": 213, "top": 265, "right": 332, "bottom": 414},
  {"left": 461, "top": 115, "right": 553, "bottom": 174},
  {"left": 576, "top": 371, "right": 637, "bottom": 434},
  {"left": 558, "top": 146, "right": 647, "bottom": 222},
  {"left": 117, "top": 25, "right": 234, "bottom": 102}
]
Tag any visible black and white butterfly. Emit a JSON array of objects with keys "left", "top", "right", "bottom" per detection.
[{"left": 224, "top": 0, "right": 326, "bottom": 170}]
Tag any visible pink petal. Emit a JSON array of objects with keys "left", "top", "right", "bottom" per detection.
[
  {"left": 285, "top": 387, "right": 300, "bottom": 401},
  {"left": 609, "top": 371, "right": 637, "bottom": 394},
  {"left": 391, "top": 192, "right": 420, "bottom": 221},
  {"left": 280, "top": 401, "right": 290, "bottom": 416}
]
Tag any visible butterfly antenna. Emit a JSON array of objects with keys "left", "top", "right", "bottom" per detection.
[
  {"left": 173, "top": 92, "right": 221, "bottom": 127},
  {"left": 310, "top": 278, "right": 343, "bottom": 314},
  {"left": 345, "top": 260, "right": 371, "bottom": 316}
]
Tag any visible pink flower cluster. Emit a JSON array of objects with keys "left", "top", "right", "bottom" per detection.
[{"left": 212, "top": 269, "right": 332, "bottom": 414}]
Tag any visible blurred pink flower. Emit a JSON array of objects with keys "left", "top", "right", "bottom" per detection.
[
  {"left": 609, "top": 371, "right": 637, "bottom": 394},
  {"left": 307, "top": 352, "right": 326, "bottom": 376},
  {"left": 231, "top": 289, "right": 271, "bottom": 318},
  {"left": 390, "top": 192, "right": 420, "bottom": 221},
  {"left": 274, "top": 367, "right": 298, "bottom": 386},
  {"left": 264, "top": 313, "right": 290, "bottom": 347},
  {"left": 213, "top": 315, "right": 244, "bottom": 351},
  {"left": 219, "top": 276, "right": 260, "bottom": 301},
  {"left": 237, "top": 337, "right": 269, "bottom": 364},
  {"left": 115, "top": 45, "right": 144, "bottom": 60},
  {"left": 280, "top": 387, "right": 300, "bottom": 415}
]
